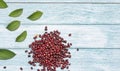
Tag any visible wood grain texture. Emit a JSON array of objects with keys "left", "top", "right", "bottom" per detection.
[
  {"left": 4, "top": 0, "right": 120, "bottom": 2},
  {"left": 0, "top": 0, "right": 120, "bottom": 71},
  {"left": 0, "top": 25, "right": 120, "bottom": 48},
  {"left": 0, "top": 4, "right": 120, "bottom": 24},
  {"left": 0, "top": 49, "right": 120, "bottom": 71}
]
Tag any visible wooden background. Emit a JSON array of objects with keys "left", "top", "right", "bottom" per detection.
[{"left": 0, "top": 0, "right": 120, "bottom": 71}]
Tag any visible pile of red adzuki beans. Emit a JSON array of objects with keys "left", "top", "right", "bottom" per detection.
[{"left": 28, "top": 26, "right": 72, "bottom": 71}]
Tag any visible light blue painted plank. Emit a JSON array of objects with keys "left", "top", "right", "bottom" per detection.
[
  {"left": 0, "top": 4, "right": 120, "bottom": 24},
  {"left": 0, "top": 49, "right": 120, "bottom": 71},
  {"left": 4, "top": 0, "right": 120, "bottom": 2},
  {"left": 0, "top": 25, "right": 120, "bottom": 48}
]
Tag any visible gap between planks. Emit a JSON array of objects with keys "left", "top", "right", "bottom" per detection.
[
  {"left": 1, "top": 23, "right": 120, "bottom": 25},
  {"left": 6, "top": 2, "right": 120, "bottom": 4},
  {"left": 2, "top": 48, "right": 120, "bottom": 49}
]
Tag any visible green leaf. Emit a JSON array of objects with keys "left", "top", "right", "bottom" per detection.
[
  {"left": 16, "top": 31, "right": 27, "bottom": 42},
  {"left": 0, "top": 49, "right": 16, "bottom": 60},
  {"left": 9, "top": 8, "right": 23, "bottom": 17},
  {"left": 27, "top": 10, "right": 43, "bottom": 21},
  {"left": 0, "top": 0, "right": 8, "bottom": 9},
  {"left": 6, "top": 20, "right": 21, "bottom": 31}
]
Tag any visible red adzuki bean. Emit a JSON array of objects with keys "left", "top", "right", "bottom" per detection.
[
  {"left": 25, "top": 50, "right": 28, "bottom": 53},
  {"left": 20, "top": 67, "right": 23, "bottom": 71},
  {"left": 3, "top": 66, "right": 6, "bottom": 69},
  {"left": 37, "top": 69, "right": 40, "bottom": 71},
  {"left": 45, "top": 26, "right": 48, "bottom": 31},
  {"left": 77, "top": 48, "right": 79, "bottom": 51},
  {"left": 28, "top": 55, "right": 31, "bottom": 57},
  {"left": 68, "top": 33, "right": 71, "bottom": 37},
  {"left": 31, "top": 67, "right": 33, "bottom": 70},
  {"left": 28, "top": 26, "right": 72, "bottom": 71}
]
